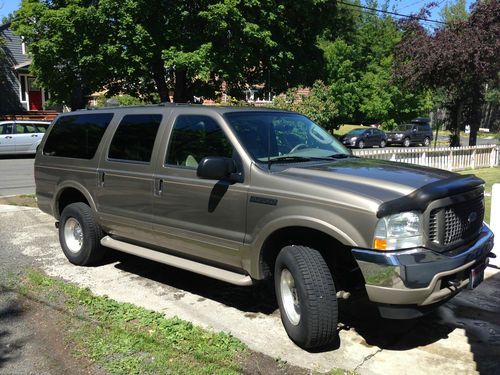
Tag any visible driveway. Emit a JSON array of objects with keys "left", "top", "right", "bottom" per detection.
[
  {"left": 0, "top": 156, "right": 35, "bottom": 196},
  {"left": 1, "top": 205, "right": 499, "bottom": 374}
]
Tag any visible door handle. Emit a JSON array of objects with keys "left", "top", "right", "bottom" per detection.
[
  {"left": 31, "top": 134, "right": 38, "bottom": 137},
  {"left": 4, "top": 136, "right": 12, "bottom": 139},
  {"left": 154, "top": 178, "right": 164, "bottom": 196},
  {"left": 98, "top": 171, "right": 105, "bottom": 187}
]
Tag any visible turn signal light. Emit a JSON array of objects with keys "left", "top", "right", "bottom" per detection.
[{"left": 373, "top": 239, "right": 387, "bottom": 250}]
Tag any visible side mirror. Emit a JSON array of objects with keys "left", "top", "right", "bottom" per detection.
[{"left": 197, "top": 156, "right": 240, "bottom": 181}]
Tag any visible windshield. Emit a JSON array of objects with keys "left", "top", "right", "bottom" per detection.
[
  {"left": 346, "top": 129, "right": 367, "bottom": 136},
  {"left": 394, "top": 124, "right": 413, "bottom": 131},
  {"left": 224, "top": 112, "right": 349, "bottom": 162}
]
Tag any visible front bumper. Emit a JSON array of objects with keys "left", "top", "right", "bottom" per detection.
[{"left": 352, "top": 224, "right": 494, "bottom": 309}]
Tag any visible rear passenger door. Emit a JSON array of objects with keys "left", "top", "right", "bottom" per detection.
[
  {"left": 96, "top": 113, "right": 166, "bottom": 244},
  {"left": 151, "top": 112, "right": 248, "bottom": 268},
  {"left": 13, "top": 123, "right": 39, "bottom": 152},
  {"left": 0, "top": 123, "right": 15, "bottom": 154}
]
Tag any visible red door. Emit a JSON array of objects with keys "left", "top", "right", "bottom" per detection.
[{"left": 29, "top": 91, "right": 43, "bottom": 110}]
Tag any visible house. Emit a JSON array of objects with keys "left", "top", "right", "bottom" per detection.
[{"left": 0, "top": 22, "right": 51, "bottom": 115}]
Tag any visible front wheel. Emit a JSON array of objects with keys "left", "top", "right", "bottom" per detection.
[
  {"left": 357, "top": 140, "right": 365, "bottom": 149},
  {"left": 274, "top": 246, "right": 338, "bottom": 349},
  {"left": 403, "top": 137, "right": 411, "bottom": 147},
  {"left": 59, "top": 202, "right": 106, "bottom": 265},
  {"left": 380, "top": 139, "right": 387, "bottom": 148},
  {"left": 423, "top": 137, "right": 431, "bottom": 147}
]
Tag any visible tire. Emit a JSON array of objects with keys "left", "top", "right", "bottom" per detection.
[
  {"left": 423, "top": 137, "right": 430, "bottom": 147},
  {"left": 358, "top": 140, "right": 365, "bottom": 149},
  {"left": 59, "top": 202, "right": 106, "bottom": 266},
  {"left": 403, "top": 137, "right": 411, "bottom": 147},
  {"left": 380, "top": 139, "right": 387, "bottom": 148},
  {"left": 274, "top": 246, "right": 338, "bottom": 349}
]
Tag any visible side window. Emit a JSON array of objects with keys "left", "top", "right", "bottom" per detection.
[
  {"left": 34, "top": 124, "right": 49, "bottom": 133},
  {"left": 16, "top": 124, "right": 37, "bottom": 134},
  {"left": 43, "top": 113, "right": 113, "bottom": 159},
  {"left": 1, "top": 123, "right": 14, "bottom": 134},
  {"left": 166, "top": 115, "right": 233, "bottom": 168},
  {"left": 108, "top": 114, "right": 162, "bottom": 163}
]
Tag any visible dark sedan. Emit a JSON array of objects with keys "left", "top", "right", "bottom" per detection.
[{"left": 341, "top": 128, "right": 387, "bottom": 149}]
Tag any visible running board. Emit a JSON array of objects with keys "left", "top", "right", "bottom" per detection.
[{"left": 100, "top": 236, "right": 253, "bottom": 286}]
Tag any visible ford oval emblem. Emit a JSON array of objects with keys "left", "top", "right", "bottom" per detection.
[{"left": 468, "top": 212, "right": 478, "bottom": 223}]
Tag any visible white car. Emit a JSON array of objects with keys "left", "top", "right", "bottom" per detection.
[{"left": 0, "top": 120, "right": 51, "bottom": 155}]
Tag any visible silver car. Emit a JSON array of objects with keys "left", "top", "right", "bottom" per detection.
[{"left": 0, "top": 120, "right": 51, "bottom": 155}]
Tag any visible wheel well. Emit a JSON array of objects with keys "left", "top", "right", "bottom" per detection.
[
  {"left": 58, "top": 188, "right": 90, "bottom": 215},
  {"left": 259, "top": 226, "right": 363, "bottom": 291}
]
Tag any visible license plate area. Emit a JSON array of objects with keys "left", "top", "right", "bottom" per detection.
[{"left": 468, "top": 259, "right": 488, "bottom": 289}]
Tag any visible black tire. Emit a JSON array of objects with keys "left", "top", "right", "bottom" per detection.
[
  {"left": 274, "top": 246, "right": 338, "bottom": 349},
  {"left": 357, "top": 140, "right": 365, "bottom": 149},
  {"left": 423, "top": 137, "right": 431, "bottom": 147},
  {"left": 403, "top": 137, "right": 411, "bottom": 147},
  {"left": 59, "top": 202, "right": 106, "bottom": 266},
  {"left": 380, "top": 139, "right": 387, "bottom": 148}
]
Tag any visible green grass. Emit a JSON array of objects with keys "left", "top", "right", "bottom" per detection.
[
  {"left": 20, "top": 270, "right": 245, "bottom": 375},
  {"left": 457, "top": 167, "right": 500, "bottom": 224},
  {"left": 335, "top": 124, "right": 366, "bottom": 135}
]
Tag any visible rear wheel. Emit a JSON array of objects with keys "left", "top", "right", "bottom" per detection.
[
  {"left": 403, "top": 137, "right": 411, "bottom": 147},
  {"left": 59, "top": 202, "right": 106, "bottom": 265},
  {"left": 274, "top": 246, "right": 338, "bottom": 349},
  {"left": 423, "top": 137, "right": 431, "bottom": 147}
]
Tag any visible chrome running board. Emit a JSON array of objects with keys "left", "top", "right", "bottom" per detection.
[{"left": 101, "top": 236, "right": 253, "bottom": 286}]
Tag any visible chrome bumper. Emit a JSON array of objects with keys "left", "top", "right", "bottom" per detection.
[{"left": 351, "top": 224, "right": 494, "bottom": 306}]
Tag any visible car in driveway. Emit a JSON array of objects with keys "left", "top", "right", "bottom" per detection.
[
  {"left": 0, "top": 120, "right": 51, "bottom": 155},
  {"left": 386, "top": 119, "right": 433, "bottom": 147},
  {"left": 341, "top": 127, "right": 387, "bottom": 148},
  {"left": 35, "top": 106, "right": 494, "bottom": 350}
]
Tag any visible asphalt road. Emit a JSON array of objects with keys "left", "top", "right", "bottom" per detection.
[
  {"left": 1, "top": 205, "right": 499, "bottom": 375},
  {"left": 0, "top": 156, "right": 36, "bottom": 197}
]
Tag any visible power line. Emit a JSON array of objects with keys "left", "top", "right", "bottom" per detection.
[{"left": 338, "top": 1, "right": 447, "bottom": 25}]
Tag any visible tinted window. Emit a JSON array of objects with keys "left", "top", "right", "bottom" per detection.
[
  {"left": 16, "top": 123, "right": 37, "bottom": 134},
  {"left": 166, "top": 115, "right": 232, "bottom": 168},
  {"left": 1, "top": 123, "right": 14, "bottom": 134},
  {"left": 108, "top": 114, "right": 162, "bottom": 163},
  {"left": 43, "top": 114, "right": 113, "bottom": 159}
]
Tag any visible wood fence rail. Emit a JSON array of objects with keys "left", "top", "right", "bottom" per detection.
[{"left": 352, "top": 145, "right": 499, "bottom": 171}]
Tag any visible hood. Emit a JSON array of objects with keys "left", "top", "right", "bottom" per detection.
[{"left": 275, "top": 158, "right": 459, "bottom": 206}]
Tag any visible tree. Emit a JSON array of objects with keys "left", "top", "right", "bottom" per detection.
[{"left": 394, "top": 1, "right": 500, "bottom": 146}]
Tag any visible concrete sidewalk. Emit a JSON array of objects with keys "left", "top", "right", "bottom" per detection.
[{"left": 1, "top": 206, "right": 499, "bottom": 374}]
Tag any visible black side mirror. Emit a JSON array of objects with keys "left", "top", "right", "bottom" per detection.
[{"left": 197, "top": 157, "right": 241, "bottom": 182}]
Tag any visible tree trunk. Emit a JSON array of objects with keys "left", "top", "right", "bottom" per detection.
[
  {"left": 152, "top": 58, "right": 170, "bottom": 103},
  {"left": 448, "top": 102, "right": 462, "bottom": 147},
  {"left": 174, "top": 69, "right": 189, "bottom": 103},
  {"left": 468, "top": 86, "right": 483, "bottom": 146},
  {"left": 70, "top": 84, "right": 87, "bottom": 110}
]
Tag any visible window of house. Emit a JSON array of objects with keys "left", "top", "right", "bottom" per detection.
[
  {"left": 166, "top": 115, "right": 233, "bottom": 168},
  {"left": 108, "top": 114, "right": 162, "bottom": 163},
  {"left": 43, "top": 113, "right": 113, "bottom": 159},
  {"left": 20, "top": 75, "right": 27, "bottom": 102}
]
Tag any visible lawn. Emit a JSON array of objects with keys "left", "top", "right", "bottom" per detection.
[{"left": 457, "top": 167, "right": 500, "bottom": 224}]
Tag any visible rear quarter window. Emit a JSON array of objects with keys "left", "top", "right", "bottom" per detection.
[{"left": 43, "top": 113, "right": 113, "bottom": 159}]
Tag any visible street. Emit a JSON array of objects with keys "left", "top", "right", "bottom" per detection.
[
  {"left": 0, "top": 205, "right": 499, "bottom": 374},
  {"left": 0, "top": 156, "right": 36, "bottom": 196}
]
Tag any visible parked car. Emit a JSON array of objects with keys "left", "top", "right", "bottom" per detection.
[
  {"left": 386, "top": 119, "right": 433, "bottom": 147},
  {"left": 35, "top": 106, "right": 494, "bottom": 349},
  {"left": 0, "top": 120, "right": 51, "bottom": 155},
  {"left": 341, "top": 127, "right": 387, "bottom": 148}
]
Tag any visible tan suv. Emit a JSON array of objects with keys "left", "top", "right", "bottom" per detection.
[{"left": 35, "top": 105, "right": 494, "bottom": 349}]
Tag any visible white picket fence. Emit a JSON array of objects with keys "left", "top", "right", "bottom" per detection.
[{"left": 352, "top": 145, "right": 499, "bottom": 171}]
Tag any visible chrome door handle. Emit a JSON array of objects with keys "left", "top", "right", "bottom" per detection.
[
  {"left": 154, "top": 178, "right": 164, "bottom": 196},
  {"left": 4, "top": 136, "right": 12, "bottom": 139},
  {"left": 31, "top": 134, "right": 38, "bottom": 137}
]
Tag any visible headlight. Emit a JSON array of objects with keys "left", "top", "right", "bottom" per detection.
[
  {"left": 350, "top": 137, "right": 357, "bottom": 141},
  {"left": 395, "top": 133, "right": 403, "bottom": 138},
  {"left": 373, "top": 211, "right": 423, "bottom": 250}
]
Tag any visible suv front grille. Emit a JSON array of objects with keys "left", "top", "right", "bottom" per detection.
[{"left": 428, "top": 196, "right": 484, "bottom": 248}]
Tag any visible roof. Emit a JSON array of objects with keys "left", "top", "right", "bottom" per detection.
[{"left": 74, "top": 103, "right": 288, "bottom": 115}]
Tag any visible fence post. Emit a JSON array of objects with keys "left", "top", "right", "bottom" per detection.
[{"left": 491, "top": 184, "right": 500, "bottom": 267}]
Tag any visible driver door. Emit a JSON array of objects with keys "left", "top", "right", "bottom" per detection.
[{"left": 152, "top": 113, "right": 248, "bottom": 268}]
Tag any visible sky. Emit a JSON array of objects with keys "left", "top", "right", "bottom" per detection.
[{"left": 0, "top": 0, "right": 476, "bottom": 26}]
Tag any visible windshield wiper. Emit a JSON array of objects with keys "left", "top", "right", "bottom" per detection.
[
  {"left": 325, "top": 153, "right": 350, "bottom": 159},
  {"left": 268, "top": 156, "right": 313, "bottom": 165}
]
